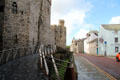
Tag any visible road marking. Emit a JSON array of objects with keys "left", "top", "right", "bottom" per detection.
[{"left": 82, "top": 57, "right": 117, "bottom": 80}]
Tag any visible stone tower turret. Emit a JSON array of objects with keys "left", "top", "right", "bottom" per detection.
[
  {"left": 59, "top": 20, "right": 65, "bottom": 26},
  {"left": 50, "top": 20, "right": 66, "bottom": 52},
  {"left": 51, "top": 24, "right": 57, "bottom": 30}
]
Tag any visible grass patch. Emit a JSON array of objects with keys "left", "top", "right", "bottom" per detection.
[{"left": 58, "top": 59, "right": 69, "bottom": 80}]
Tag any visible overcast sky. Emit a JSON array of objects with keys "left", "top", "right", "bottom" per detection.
[{"left": 51, "top": 0, "right": 120, "bottom": 45}]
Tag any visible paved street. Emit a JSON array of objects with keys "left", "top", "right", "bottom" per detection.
[
  {"left": 78, "top": 54, "right": 120, "bottom": 80},
  {"left": 0, "top": 54, "right": 48, "bottom": 80},
  {"left": 74, "top": 55, "right": 114, "bottom": 80}
]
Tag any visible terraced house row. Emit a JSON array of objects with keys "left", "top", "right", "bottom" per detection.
[{"left": 70, "top": 24, "right": 120, "bottom": 56}]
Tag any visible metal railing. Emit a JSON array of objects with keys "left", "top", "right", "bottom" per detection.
[
  {"left": 0, "top": 44, "right": 76, "bottom": 80},
  {"left": 38, "top": 45, "right": 75, "bottom": 80},
  {"left": 45, "top": 56, "right": 71, "bottom": 80},
  {"left": 39, "top": 45, "right": 60, "bottom": 79}
]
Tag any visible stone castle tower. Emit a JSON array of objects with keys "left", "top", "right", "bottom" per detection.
[
  {"left": 51, "top": 20, "right": 66, "bottom": 52},
  {"left": 0, "top": 0, "right": 51, "bottom": 52}
]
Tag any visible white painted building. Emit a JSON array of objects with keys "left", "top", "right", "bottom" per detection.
[
  {"left": 98, "top": 24, "right": 120, "bottom": 56},
  {"left": 84, "top": 31, "right": 98, "bottom": 55}
]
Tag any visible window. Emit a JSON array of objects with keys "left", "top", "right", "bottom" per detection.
[
  {"left": 60, "top": 34, "right": 62, "bottom": 38},
  {"left": 115, "top": 47, "right": 119, "bottom": 52},
  {"left": 55, "top": 30, "right": 57, "bottom": 33},
  {"left": 55, "top": 37, "right": 56, "bottom": 40},
  {"left": 12, "top": 2, "right": 17, "bottom": 14},
  {"left": 21, "top": 11, "right": 23, "bottom": 15},
  {"left": 47, "top": 8, "right": 49, "bottom": 14},
  {"left": 0, "top": 6, "right": 4, "bottom": 12},
  {"left": 33, "top": 38, "right": 34, "bottom": 45},
  {"left": 115, "top": 37, "right": 118, "bottom": 43},
  {"left": 75, "top": 43, "right": 77, "bottom": 46},
  {"left": 14, "top": 35, "right": 18, "bottom": 44}
]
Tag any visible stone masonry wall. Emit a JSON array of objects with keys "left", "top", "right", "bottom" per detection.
[
  {"left": 39, "top": 0, "right": 51, "bottom": 45},
  {"left": 70, "top": 39, "right": 84, "bottom": 53},
  {"left": 57, "top": 20, "right": 66, "bottom": 51},
  {"left": 51, "top": 20, "right": 66, "bottom": 52},
  {"left": 48, "top": 27, "right": 55, "bottom": 45},
  {"left": 3, "top": 0, "right": 30, "bottom": 50},
  {"left": 29, "top": 0, "right": 42, "bottom": 51},
  {"left": 0, "top": 0, "right": 51, "bottom": 54}
]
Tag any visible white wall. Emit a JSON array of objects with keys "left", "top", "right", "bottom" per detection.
[
  {"left": 84, "top": 33, "right": 98, "bottom": 54},
  {"left": 98, "top": 26, "right": 120, "bottom": 56},
  {"left": 84, "top": 39, "right": 89, "bottom": 54},
  {"left": 89, "top": 40, "right": 98, "bottom": 55}
]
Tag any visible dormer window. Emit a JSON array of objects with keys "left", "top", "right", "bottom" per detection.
[
  {"left": 12, "top": 2, "right": 17, "bottom": 14},
  {"left": 14, "top": 35, "right": 18, "bottom": 44}
]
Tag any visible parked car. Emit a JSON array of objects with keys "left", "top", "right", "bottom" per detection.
[{"left": 116, "top": 52, "right": 120, "bottom": 62}]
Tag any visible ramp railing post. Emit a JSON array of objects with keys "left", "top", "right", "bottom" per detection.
[
  {"left": 42, "top": 46, "right": 49, "bottom": 76},
  {"left": 39, "top": 48, "right": 43, "bottom": 68},
  {"left": 50, "top": 48, "right": 61, "bottom": 80}
]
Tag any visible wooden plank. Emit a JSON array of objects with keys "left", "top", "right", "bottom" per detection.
[
  {"left": 6, "top": 51, "right": 11, "bottom": 62},
  {"left": 51, "top": 53, "right": 61, "bottom": 80},
  {"left": 39, "top": 49, "right": 43, "bottom": 68},
  {"left": 0, "top": 52, "right": 4, "bottom": 63},
  {"left": 44, "top": 48, "right": 47, "bottom": 56},
  {"left": 43, "top": 51, "right": 49, "bottom": 75}
]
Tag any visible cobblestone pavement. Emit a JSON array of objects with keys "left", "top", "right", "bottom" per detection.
[
  {"left": 74, "top": 55, "right": 111, "bottom": 80},
  {"left": 0, "top": 54, "right": 48, "bottom": 80},
  {"left": 79, "top": 54, "right": 120, "bottom": 80}
]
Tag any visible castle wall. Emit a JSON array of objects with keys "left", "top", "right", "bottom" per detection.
[
  {"left": 3, "top": 0, "right": 30, "bottom": 50},
  {"left": 51, "top": 20, "right": 66, "bottom": 51},
  {"left": 1, "top": 0, "right": 51, "bottom": 53},
  {"left": 29, "top": 0, "right": 41, "bottom": 49},
  {"left": 39, "top": 0, "right": 51, "bottom": 45},
  {"left": 56, "top": 21, "right": 66, "bottom": 51},
  {"left": 48, "top": 27, "right": 55, "bottom": 45}
]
